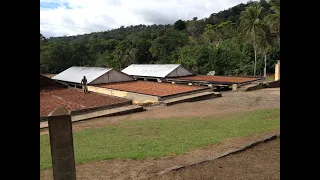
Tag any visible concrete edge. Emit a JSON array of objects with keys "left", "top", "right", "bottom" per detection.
[
  {"left": 156, "top": 133, "right": 280, "bottom": 176},
  {"left": 165, "top": 77, "right": 262, "bottom": 86},
  {"left": 162, "top": 92, "right": 220, "bottom": 106},
  {"left": 88, "top": 86, "right": 160, "bottom": 104},
  {"left": 40, "top": 101, "right": 132, "bottom": 122},
  {"left": 71, "top": 105, "right": 145, "bottom": 123},
  {"left": 263, "top": 80, "right": 280, "bottom": 88},
  {"left": 70, "top": 101, "right": 132, "bottom": 116},
  {"left": 40, "top": 105, "right": 145, "bottom": 129},
  {"left": 89, "top": 86, "right": 161, "bottom": 99},
  {"left": 241, "top": 83, "right": 264, "bottom": 92},
  {"left": 159, "top": 88, "right": 211, "bottom": 101}
]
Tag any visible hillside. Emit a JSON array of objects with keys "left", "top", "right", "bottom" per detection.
[{"left": 40, "top": 0, "right": 280, "bottom": 77}]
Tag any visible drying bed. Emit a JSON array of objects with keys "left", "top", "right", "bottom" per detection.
[
  {"left": 171, "top": 75, "right": 260, "bottom": 84},
  {"left": 40, "top": 88, "right": 130, "bottom": 116},
  {"left": 97, "top": 81, "right": 206, "bottom": 97}
]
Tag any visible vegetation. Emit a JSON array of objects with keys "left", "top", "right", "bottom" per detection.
[
  {"left": 40, "top": 0, "right": 280, "bottom": 76},
  {"left": 40, "top": 109, "right": 280, "bottom": 170}
]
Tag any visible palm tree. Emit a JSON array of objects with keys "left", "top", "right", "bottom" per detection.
[
  {"left": 256, "top": 23, "right": 276, "bottom": 78},
  {"left": 266, "top": 0, "right": 280, "bottom": 43},
  {"left": 238, "top": 4, "right": 265, "bottom": 76}
]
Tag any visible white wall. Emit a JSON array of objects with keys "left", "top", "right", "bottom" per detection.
[
  {"left": 90, "top": 69, "right": 134, "bottom": 84},
  {"left": 167, "top": 66, "right": 194, "bottom": 78}
]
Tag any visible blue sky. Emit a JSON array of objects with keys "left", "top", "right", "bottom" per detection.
[
  {"left": 40, "top": 2, "right": 71, "bottom": 9},
  {"left": 40, "top": 0, "right": 250, "bottom": 38}
]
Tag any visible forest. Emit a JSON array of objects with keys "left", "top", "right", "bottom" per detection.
[{"left": 40, "top": 0, "right": 280, "bottom": 77}]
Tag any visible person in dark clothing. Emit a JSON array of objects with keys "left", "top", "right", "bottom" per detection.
[{"left": 81, "top": 76, "right": 88, "bottom": 93}]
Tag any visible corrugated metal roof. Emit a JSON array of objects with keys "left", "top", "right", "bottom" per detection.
[
  {"left": 52, "top": 66, "right": 112, "bottom": 84},
  {"left": 121, "top": 64, "right": 182, "bottom": 78}
]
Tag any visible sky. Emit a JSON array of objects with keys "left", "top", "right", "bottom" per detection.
[{"left": 40, "top": 0, "right": 250, "bottom": 38}]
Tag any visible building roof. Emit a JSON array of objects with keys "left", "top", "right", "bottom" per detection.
[
  {"left": 52, "top": 66, "right": 112, "bottom": 84},
  {"left": 121, "top": 64, "right": 190, "bottom": 78}
]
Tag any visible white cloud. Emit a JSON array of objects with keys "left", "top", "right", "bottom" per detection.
[{"left": 40, "top": 0, "right": 250, "bottom": 37}]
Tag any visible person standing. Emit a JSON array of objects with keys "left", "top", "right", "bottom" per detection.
[{"left": 81, "top": 76, "right": 88, "bottom": 93}]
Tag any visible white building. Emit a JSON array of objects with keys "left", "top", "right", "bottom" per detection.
[{"left": 52, "top": 66, "right": 135, "bottom": 85}]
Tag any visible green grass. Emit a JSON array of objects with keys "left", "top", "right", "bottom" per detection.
[{"left": 40, "top": 109, "right": 280, "bottom": 170}]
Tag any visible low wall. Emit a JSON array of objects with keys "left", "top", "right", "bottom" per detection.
[
  {"left": 242, "top": 83, "right": 264, "bottom": 91},
  {"left": 88, "top": 86, "right": 159, "bottom": 104},
  {"left": 40, "top": 100, "right": 132, "bottom": 122},
  {"left": 159, "top": 88, "right": 211, "bottom": 101},
  {"left": 70, "top": 101, "right": 132, "bottom": 116},
  {"left": 264, "top": 80, "right": 280, "bottom": 88}
]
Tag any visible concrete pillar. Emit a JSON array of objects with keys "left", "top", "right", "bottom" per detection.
[
  {"left": 208, "top": 84, "right": 214, "bottom": 91},
  {"left": 48, "top": 107, "right": 76, "bottom": 180},
  {"left": 275, "top": 60, "right": 280, "bottom": 81},
  {"left": 232, "top": 84, "right": 238, "bottom": 91}
]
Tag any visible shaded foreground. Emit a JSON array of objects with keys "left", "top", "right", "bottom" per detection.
[{"left": 152, "top": 138, "right": 280, "bottom": 180}]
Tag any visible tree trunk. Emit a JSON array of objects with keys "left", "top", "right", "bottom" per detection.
[
  {"left": 253, "top": 29, "right": 257, "bottom": 76},
  {"left": 264, "top": 53, "right": 267, "bottom": 78}
]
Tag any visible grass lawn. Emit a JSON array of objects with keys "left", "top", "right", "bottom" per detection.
[{"left": 40, "top": 109, "right": 280, "bottom": 170}]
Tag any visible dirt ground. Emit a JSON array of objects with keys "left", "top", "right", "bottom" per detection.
[
  {"left": 40, "top": 88, "right": 280, "bottom": 180},
  {"left": 152, "top": 138, "right": 280, "bottom": 180},
  {"left": 40, "top": 130, "right": 280, "bottom": 180},
  {"left": 40, "top": 88, "right": 280, "bottom": 135}
]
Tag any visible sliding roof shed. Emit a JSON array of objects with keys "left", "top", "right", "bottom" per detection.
[
  {"left": 52, "top": 66, "right": 135, "bottom": 85},
  {"left": 121, "top": 64, "right": 194, "bottom": 80}
]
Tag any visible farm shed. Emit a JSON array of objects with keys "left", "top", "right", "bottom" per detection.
[
  {"left": 121, "top": 64, "right": 194, "bottom": 80},
  {"left": 52, "top": 66, "right": 134, "bottom": 86}
]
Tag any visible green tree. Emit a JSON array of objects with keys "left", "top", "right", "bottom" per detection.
[
  {"left": 238, "top": 3, "right": 265, "bottom": 76},
  {"left": 203, "top": 21, "right": 236, "bottom": 47},
  {"left": 174, "top": 20, "right": 186, "bottom": 30},
  {"left": 265, "top": 0, "right": 280, "bottom": 43},
  {"left": 150, "top": 29, "right": 188, "bottom": 63},
  {"left": 256, "top": 23, "right": 276, "bottom": 77}
]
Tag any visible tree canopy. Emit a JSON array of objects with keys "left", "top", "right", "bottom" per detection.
[{"left": 40, "top": 0, "right": 280, "bottom": 76}]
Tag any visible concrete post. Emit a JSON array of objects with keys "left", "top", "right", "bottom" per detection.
[
  {"left": 208, "top": 84, "right": 214, "bottom": 91},
  {"left": 275, "top": 60, "right": 280, "bottom": 81},
  {"left": 232, "top": 84, "right": 238, "bottom": 91},
  {"left": 48, "top": 107, "right": 76, "bottom": 180}
]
